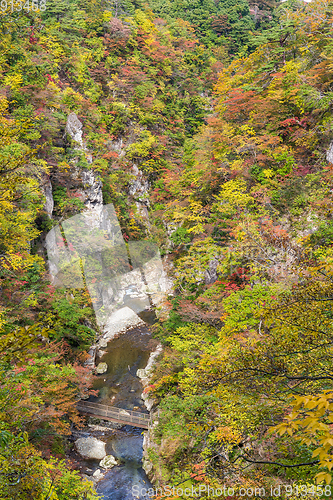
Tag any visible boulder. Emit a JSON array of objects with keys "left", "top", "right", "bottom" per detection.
[
  {"left": 96, "top": 362, "right": 108, "bottom": 374},
  {"left": 92, "top": 469, "right": 105, "bottom": 481},
  {"left": 99, "top": 455, "right": 118, "bottom": 469},
  {"left": 103, "top": 306, "right": 145, "bottom": 340},
  {"left": 136, "top": 368, "right": 147, "bottom": 379},
  {"left": 141, "top": 390, "right": 155, "bottom": 412},
  {"left": 75, "top": 437, "right": 106, "bottom": 460},
  {"left": 88, "top": 424, "right": 110, "bottom": 432},
  {"left": 119, "top": 409, "right": 130, "bottom": 416}
]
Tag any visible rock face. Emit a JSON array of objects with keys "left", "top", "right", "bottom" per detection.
[
  {"left": 144, "top": 344, "right": 163, "bottom": 376},
  {"left": 66, "top": 112, "right": 84, "bottom": 147},
  {"left": 142, "top": 429, "right": 155, "bottom": 477},
  {"left": 129, "top": 164, "right": 150, "bottom": 228},
  {"left": 75, "top": 437, "right": 106, "bottom": 459},
  {"left": 204, "top": 257, "right": 219, "bottom": 284},
  {"left": 141, "top": 390, "right": 155, "bottom": 412},
  {"left": 327, "top": 142, "right": 333, "bottom": 165},
  {"left": 129, "top": 164, "right": 149, "bottom": 203},
  {"left": 96, "top": 362, "right": 108, "bottom": 374},
  {"left": 140, "top": 344, "right": 163, "bottom": 412},
  {"left": 65, "top": 112, "right": 102, "bottom": 211},
  {"left": 141, "top": 344, "right": 164, "bottom": 479},
  {"left": 80, "top": 169, "right": 103, "bottom": 209},
  {"left": 99, "top": 455, "right": 118, "bottom": 469},
  {"left": 42, "top": 178, "right": 54, "bottom": 218}
]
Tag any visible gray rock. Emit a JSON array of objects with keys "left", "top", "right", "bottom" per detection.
[
  {"left": 81, "top": 169, "right": 103, "bottom": 209},
  {"left": 96, "top": 362, "right": 108, "bottom": 374},
  {"left": 88, "top": 424, "right": 110, "bottom": 432},
  {"left": 66, "top": 112, "right": 83, "bottom": 147},
  {"left": 99, "top": 455, "right": 118, "bottom": 469},
  {"left": 98, "top": 339, "right": 108, "bottom": 348},
  {"left": 42, "top": 178, "right": 54, "bottom": 218},
  {"left": 92, "top": 469, "right": 105, "bottom": 481},
  {"left": 103, "top": 306, "right": 145, "bottom": 341},
  {"left": 204, "top": 257, "right": 219, "bottom": 284},
  {"left": 141, "top": 390, "right": 155, "bottom": 412},
  {"left": 327, "top": 142, "right": 333, "bottom": 164},
  {"left": 129, "top": 164, "right": 149, "bottom": 203},
  {"left": 143, "top": 344, "right": 162, "bottom": 377},
  {"left": 75, "top": 437, "right": 106, "bottom": 459},
  {"left": 65, "top": 113, "right": 103, "bottom": 210},
  {"left": 119, "top": 409, "right": 130, "bottom": 416},
  {"left": 136, "top": 369, "right": 147, "bottom": 379},
  {"left": 84, "top": 346, "right": 97, "bottom": 369}
]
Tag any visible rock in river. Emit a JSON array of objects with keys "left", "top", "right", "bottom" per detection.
[
  {"left": 98, "top": 339, "right": 108, "bottom": 348},
  {"left": 96, "top": 362, "right": 108, "bottom": 374},
  {"left": 119, "top": 409, "right": 130, "bottom": 416},
  {"left": 75, "top": 437, "right": 106, "bottom": 459},
  {"left": 99, "top": 455, "right": 118, "bottom": 469},
  {"left": 93, "top": 469, "right": 105, "bottom": 481},
  {"left": 136, "top": 368, "right": 147, "bottom": 379}
]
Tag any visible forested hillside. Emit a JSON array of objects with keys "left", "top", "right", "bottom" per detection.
[{"left": 1, "top": 0, "right": 333, "bottom": 497}]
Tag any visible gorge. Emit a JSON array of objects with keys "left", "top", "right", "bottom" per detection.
[{"left": 1, "top": 0, "right": 333, "bottom": 498}]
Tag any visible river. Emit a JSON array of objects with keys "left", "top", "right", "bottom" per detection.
[{"left": 72, "top": 322, "right": 158, "bottom": 500}]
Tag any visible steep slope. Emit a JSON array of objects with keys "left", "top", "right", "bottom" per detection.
[{"left": 145, "top": 0, "right": 333, "bottom": 492}]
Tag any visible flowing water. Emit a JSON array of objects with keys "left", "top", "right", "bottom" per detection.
[
  {"left": 97, "top": 430, "right": 151, "bottom": 500},
  {"left": 74, "top": 323, "right": 158, "bottom": 499},
  {"left": 92, "top": 327, "right": 156, "bottom": 411}
]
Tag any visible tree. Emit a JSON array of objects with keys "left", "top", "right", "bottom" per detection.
[
  {"left": 0, "top": 96, "right": 46, "bottom": 273},
  {"left": 0, "top": 430, "right": 99, "bottom": 500},
  {"left": 0, "top": 341, "right": 94, "bottom": 435}
]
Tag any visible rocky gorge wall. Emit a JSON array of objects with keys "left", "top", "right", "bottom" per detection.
[{"left": 40, "top": 112, "right": 172, "bottom": 485}]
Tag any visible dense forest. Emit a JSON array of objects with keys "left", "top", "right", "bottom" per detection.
[{"left": 1, "top": 0, "right": 333, "bottom": 497}]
